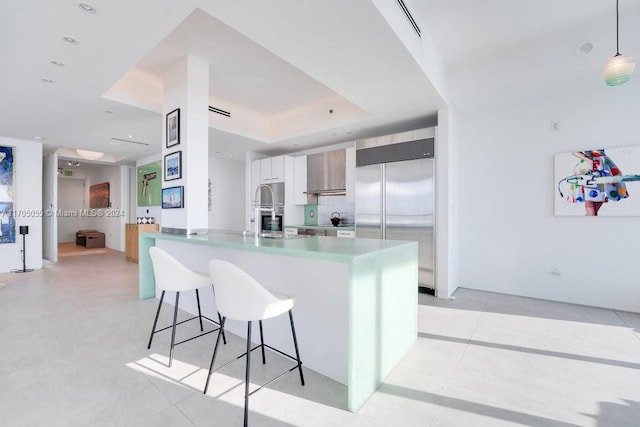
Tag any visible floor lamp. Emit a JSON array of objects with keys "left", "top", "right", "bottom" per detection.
[{"left": 13, "top": 225, "right": 34, "bottom": 273}]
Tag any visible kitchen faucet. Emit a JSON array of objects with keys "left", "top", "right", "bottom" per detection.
[{"left": 254, "top": 184, "right": 276, "bottom": 235}]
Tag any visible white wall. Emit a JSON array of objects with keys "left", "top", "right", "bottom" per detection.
[
  {"left": 0, "top": 137, "right": 42, "bottom": 272},
  {"left": 245, "top": 151, "right": 267, "bottom": 231},
  {"left": 42, "top": 152, "right": 58, "bottom": 262},
  {"left": 208, "top": 156, "right": 245, "bottom": 231},
  {"left": 435, "top": 106, "right": 460, "bottom": 299},
  {"left": 57, "top": 177, "right": 85, "bottom": 242},
  {"left": 456, "top": 83, "right": 640, "bottom": 312}
]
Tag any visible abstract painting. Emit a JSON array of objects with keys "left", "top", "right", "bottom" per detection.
[
  {"left": 555, "top": 145, "right": 640, "bottom": 216},
  {"left": 89, "top": 182, "right": 110, "bottom": 208},
  {"left": 0, "top": 145, "right": 15, "bottom": 243}
]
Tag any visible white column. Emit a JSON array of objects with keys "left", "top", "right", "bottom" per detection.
[{"left": 161, "top": 55, "right": 209, "bottom": 232}]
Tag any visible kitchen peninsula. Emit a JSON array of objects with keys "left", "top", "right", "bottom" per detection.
[{"left": 138, "top": 230, "right": 418, "bottom": 412}]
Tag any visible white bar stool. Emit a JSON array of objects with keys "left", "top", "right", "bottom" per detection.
[
  {"left": 204, "top": 259, "right": 305, "bottom": 427},
  {"left": 147, "top": 246, "right": 225, "bottom": 367}
]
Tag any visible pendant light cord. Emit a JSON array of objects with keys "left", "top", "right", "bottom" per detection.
[{"left": 616, "top": 0, "right": 620, "bottom": 55}]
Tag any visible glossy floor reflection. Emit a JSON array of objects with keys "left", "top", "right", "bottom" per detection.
[{"left": 1, "top": 253, "right": 639, "bottom": 426}]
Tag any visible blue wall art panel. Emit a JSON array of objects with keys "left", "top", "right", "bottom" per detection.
[{"left": 0, "top": 145, "right": 15, "bottom": 243}]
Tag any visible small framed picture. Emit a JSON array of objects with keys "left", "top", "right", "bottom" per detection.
[
  {"left": 162, "top": 186, "right": 184, "bottom": 209},
  {"left": 164, "top": 151, "right": 182, "bottom": 181},
  {"left": 166, "top": 108, "right": 180, "bottom": 148}
]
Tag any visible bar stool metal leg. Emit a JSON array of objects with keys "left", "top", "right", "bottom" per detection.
[
  {"left": 147, "top": 290, "right": 166, "bottom": 349},
  {"left": 212, "top": 284, "right": 227, "bottom": 344},
  {"left": 204, "top": 317, "right": 226, "bottom": 394},
  {"left": 244, "top": 321, "right": 252, "bottom": 427},
  {"left": 169, "top": 292, "right": 180, "bottom": 367},
  {"left": 259, "top": 320, "right": 266, "bottom": 364},
  {"left": 195, "top": 289, "right": 204, "bottom": 332},
  {"left": 289, "top": 310, "right": 305, "bottom": 385},
  {"left": 218, "top": 312, "right": 227, "bottom": 345}
]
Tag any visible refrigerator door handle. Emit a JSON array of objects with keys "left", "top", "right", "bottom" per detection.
[{"left": 380, "top": 164, "right": 386, "bottom": 240}]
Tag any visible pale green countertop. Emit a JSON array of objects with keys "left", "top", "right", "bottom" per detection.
[{"left": 141, "top": 229, "right": 411, "bottom": 263}]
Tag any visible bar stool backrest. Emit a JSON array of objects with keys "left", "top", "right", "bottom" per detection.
[
  {"left": 208, "top": 259, "right": 284, "bottom": 322},
  {"left": 149, "top": 246, "right": 210, "bottom": 292}
]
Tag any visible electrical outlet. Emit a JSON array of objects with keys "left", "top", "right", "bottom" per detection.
[
  {"left": 551, "top": 266, "right": 561, "bottom": 276},
  {"left": 550, "top": 120, "right": 560, "bottom": 132}
]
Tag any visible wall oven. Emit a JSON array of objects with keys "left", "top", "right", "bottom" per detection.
[
  {"left": 261, "top": 214, "right": 283, "bottom": 232},
  {"left": 254, "top": 182, "right": 285, "bottom": 233}
]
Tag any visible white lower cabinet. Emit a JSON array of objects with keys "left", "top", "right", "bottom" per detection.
[{"left": 337, "top": 230, "right": 355, "bottom": 238}]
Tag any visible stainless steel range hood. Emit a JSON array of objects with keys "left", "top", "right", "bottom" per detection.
[{"left": 305, "top": 149, "right": 346, "bottom": 195}]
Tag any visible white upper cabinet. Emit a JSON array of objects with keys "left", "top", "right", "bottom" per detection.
[
  {"left": 260, "top": 158, "right": 271, "bottom": 183},
  {"left": 345, "top": 146, "right": 356, "bottom": 203},
  {"left": 294, "top": 155, "right": 307, "bottom": 205},
  {"left": 271, "top": 155, "right": 284, "bottom": 182},
  {"left": 260, "top": 155, "right": 284, "bottom": 183}
]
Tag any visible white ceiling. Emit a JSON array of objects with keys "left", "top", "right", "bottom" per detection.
[
  {"left": 136, "top": 9, "right": 356, "bottom": 117},
  {"left": 417, "top": 0, "right": 640, "bottom": 111},
  {"left": 2, "top": 1, "right": 640, "bottom": 166}
]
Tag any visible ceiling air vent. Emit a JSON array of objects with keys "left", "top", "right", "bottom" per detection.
[
  {"left": 396, "top": 0, "right": 421, "bottom": 38},
  {"left": 110, "top": 137, "right": 149, "bottom": 146},
  {"left": 208, "top": 106, "right": 231, "bottom": 118}
]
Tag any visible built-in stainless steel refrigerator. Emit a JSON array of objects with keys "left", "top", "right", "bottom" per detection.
[{"left": 355, "top": 127, "right": 435, "bottom": 292}]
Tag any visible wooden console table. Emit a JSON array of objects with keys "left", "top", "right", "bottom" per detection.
[{"left": 125, "top": 223, "right": 159, "bottom": 262}]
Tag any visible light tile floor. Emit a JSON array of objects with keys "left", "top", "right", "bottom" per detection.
[{"left": 1, "top": 253, "right": 639, "bottom": 426}]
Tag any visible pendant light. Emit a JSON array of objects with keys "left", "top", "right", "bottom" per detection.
[{"left": 603, "top": 0, "right": 635, "bottom": 86}]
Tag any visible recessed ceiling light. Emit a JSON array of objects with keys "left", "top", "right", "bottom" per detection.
[
  {"left": 41, "top": 78, "right": 55, "bottom": 83},
  {"left": 104, "top": 110, "right": 113, "bottom": 114},
  {"left": 62, "top": 36, "right": 78, "bottom": 44},
  {"left": 576, "top": 41, "right": 594, "bottom": 57},
  {"left": 50, "top": 60, "right": 65, "bottom": 67},
  {"left": 78, "top": 3, "right": 96, "bottom": 13},
  {"left": 128, "top": 134, "right": 133, "bottom": 139},
  {"left": 228, "top": 154, "right": 233, "bottom": 158},
  {"left": 34, "top": 136, "right": 45, "bottom": 141}
]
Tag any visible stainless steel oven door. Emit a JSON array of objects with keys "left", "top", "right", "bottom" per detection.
[{"left": 261, "top": 215, "right": 283, "bottom": 232}]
